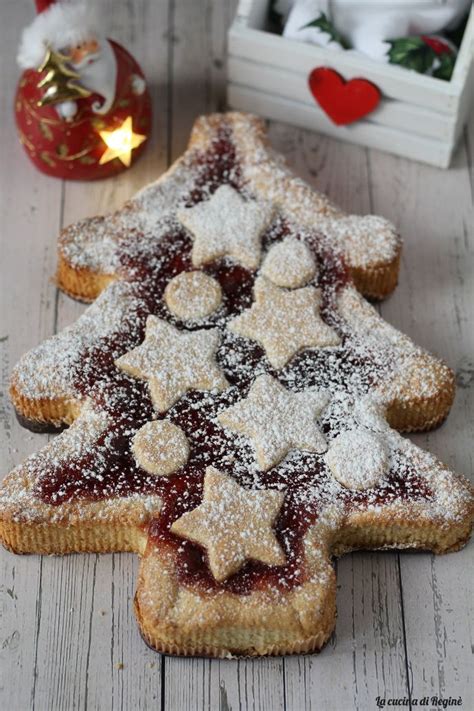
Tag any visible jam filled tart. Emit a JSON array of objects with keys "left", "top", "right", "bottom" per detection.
[{"left": 1, "top": 113, "right": 472, "bottom": 658}]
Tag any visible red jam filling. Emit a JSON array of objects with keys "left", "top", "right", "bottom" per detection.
[{"left": 31, "top": 130, "right": 431, "bottom": 594}]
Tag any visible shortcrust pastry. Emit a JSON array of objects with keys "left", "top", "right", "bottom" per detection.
[{"left": 1, "top": 113, "right": 472, "bottom": 658}]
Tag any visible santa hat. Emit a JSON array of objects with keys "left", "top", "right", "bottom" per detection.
[{"left": 17, "top": 0, "right": 101, "bottom": 69}]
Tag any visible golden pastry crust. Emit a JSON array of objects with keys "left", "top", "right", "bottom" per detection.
[
  {"left": 135, "top": 460, "right": 473, "bottom": 659},
  {"left": 336, "top": 287, "right": 456, "bottom": 431},
  {"left": 9, "top": 383, "right": 81, "bottom": 427},
  {"left": 57, "top": 251, "right": 116, "bottom": 303},
  {"left": 56, "top": 113, "right": 401, "bottom": 303},
  {"left": 1, "top": 112, "right": 472, "bottom": 660},
  {"left": 135, "top": 523, "right": 337, "bottom": 658}
]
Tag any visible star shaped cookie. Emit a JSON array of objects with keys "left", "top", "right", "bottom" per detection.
[
  {"left": 218, "top": 374, "right": 329, "bottom": 470},
  {"left": 115, "top": 315, "right": 228, "bottom": 412},
  {"left": 171, "top": 466, "right": 286, "bottom": 581},
  {"left": 177, "top": 185, "right": 273, "bottom": 269},
  {"left": 228, "top": 276, "right": 341, "bottom": 369}
]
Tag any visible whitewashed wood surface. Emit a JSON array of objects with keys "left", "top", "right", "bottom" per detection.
[{"left": 0, "top": 2, "right": 472, "bottom": 710}]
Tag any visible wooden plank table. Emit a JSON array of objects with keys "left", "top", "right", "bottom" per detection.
[{"left": 0, "top": 2, "right": 472, "bottom": 709}]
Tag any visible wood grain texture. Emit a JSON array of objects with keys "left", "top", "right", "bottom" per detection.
[
  {"left": 0, "top": 1, "right": 472, "bottom": 710},
  {"left": 27, "top": 2, "right": 170, "bottom": 709},
  {"left": 269, "top": 124, "right": 409, "bottom": 710},
  {"left": 0, "top": 2, "right": 63, "bottom": 710},
  {"left": 370, "top": 114, "right": 474, "bottom": 711}
]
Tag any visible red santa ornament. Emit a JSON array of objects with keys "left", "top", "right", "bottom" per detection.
[{"left": 15, "top": 0, "right": 152, "bottom": 179}]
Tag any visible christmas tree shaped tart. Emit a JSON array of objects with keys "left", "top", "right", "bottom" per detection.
[{"left": 1, "top": 113, "right": 472, "bottom": 657}]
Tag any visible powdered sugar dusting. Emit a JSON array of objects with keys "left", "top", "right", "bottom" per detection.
[
  {"left": 230, "top": 114, "right": 401, "bottom": 269},
  {"left": 218, "top": 374, "right": 329, "bottom": 471},
  {"left": 170, "top": 466, "right": 286, "bottom": 581},
  {"left": 178, "top": 184, "right": 274, "bottom": 270},
  {"left": 3, "top": 114, "right": 472, "bottom": 599},
  {"left": 261, "top": 236, "right": 316, "bottom": 288},
  {"left": 132, "top": 420, "right": 189, "bottom": 477},
  {"left": 58, "top": 114, "right": 400, "bottom": 279},
  {"left": 115, "top": 316, "right": 229, "bottom": 412},
  {"left": 228, "top": 276, "right": 341, "bottom": 369},
  {"left": 164, "top": 271, "right": 222, "bottom": 320},
  {"left": 325, "top": 428, "right": 388, "bottom": 490},
  {"left": 12, "top": 281, "right": 145, "bottom": 400}
]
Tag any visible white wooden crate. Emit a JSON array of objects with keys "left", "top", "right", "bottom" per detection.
[{"left": 227, "top": 0, "right": 474, "bottom": 167}]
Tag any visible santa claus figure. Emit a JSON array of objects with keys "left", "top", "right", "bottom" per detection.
[{"left": 15, "top": 0, "right": 152, "bottom": 179}]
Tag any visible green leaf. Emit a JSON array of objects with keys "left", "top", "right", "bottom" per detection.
[
  {"left": 432, "top": 52, "right": 455, "bottom": 81},
  {"left": 387, "top": 37, "right": 435, "bottom": 74},
  {"left": 302, "top": 12, "right": 350, "bottom": 49}
]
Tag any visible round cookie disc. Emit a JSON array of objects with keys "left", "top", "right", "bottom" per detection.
[
  {"left": 132, "top": 420, "right": 189, "bottom": 476},
  {"left": 325, "top": 428, "right": 388, "bottom": 490},
  {"left": 165, "top": 271, "right": 222, "bottom": 320},
  {"left": 261, "top": 237, "right": 316, "bottom": 289}
]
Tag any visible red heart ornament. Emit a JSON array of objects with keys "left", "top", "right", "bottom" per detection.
[{"left": 308, "top": 67, "right": 381, "bottom": 126}]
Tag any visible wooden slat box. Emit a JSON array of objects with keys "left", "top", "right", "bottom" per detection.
[{"left": 227, "top": 0, "right": 474, "bottom": 167}]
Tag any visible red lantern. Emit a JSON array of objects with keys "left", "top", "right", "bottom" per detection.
[{"left": 15, "top": 0, "right": 152, "bottom": 180}]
